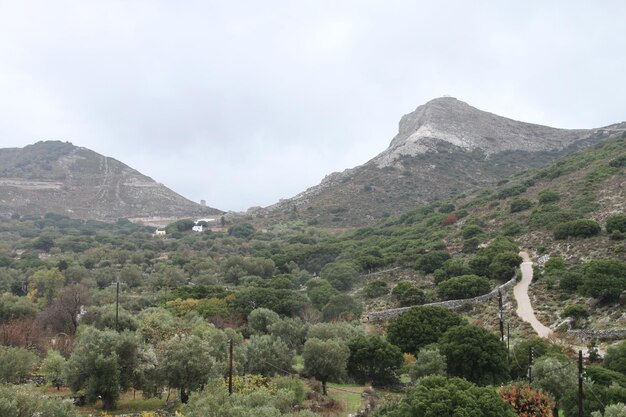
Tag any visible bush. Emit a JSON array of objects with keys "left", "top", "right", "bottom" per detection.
[
  {"left": 409, "top": 347, "right": 447, "bottom": 380},
  {"left": 0, "top": 346, "right": 38, "bottom": 383},
  {"left": 502, "top": 221, "right": 522, "bottom": 236},
  {"left": 375, "top": 376, "right": 516, "bottom": 417},
  {"left": 415, "top": 251, "right": 451, "bottom": 274},
  {"left": 0, "top": 385, "right": 80, "bottom": 417},
  {"left": 496, "top": 184, "right": 527, "bottom": 199},
  {"left": 609, "top": 155, "right": 626, "bottom": 168},
  {"left": 461, "top": 225, "right": 483, "bottom": 239},
  {"left": 554, "top": 219, "right": 601, "bottom": 239},
  {"left": 362, "top": 280, "right": 389, "bottom": 298},
  {"left": 581, "top": 259, "right": 626, "bottom": 301},
  {"left": 607, "top": 213, "right": 626, "bottom": 233},
  {"left": 499, "top": 383, "right": 554, "bottom": 417},
  {"left": 436, "top": 274, "right": 491, "bottom": 300},
  {"left": 538, "top": 189, "right": 560, "bottom": 204},
  {"left": 510, "top": 198, "right": 533, "bottom": 213}
]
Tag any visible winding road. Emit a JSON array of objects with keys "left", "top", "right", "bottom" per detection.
[{"left": 514, "top": 251, "right": 553, "bottom": 338}]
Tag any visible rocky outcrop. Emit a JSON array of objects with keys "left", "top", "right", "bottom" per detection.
[{"left": 0, "top": 141, "right": 223, "bottom": 221}]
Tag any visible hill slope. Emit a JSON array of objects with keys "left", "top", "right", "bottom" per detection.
[
  {"left": 0, "top": 141, "right": 222, "bottom": 221},
  {"left": 253, "top": 97, "right": 625, "bottom": 226}
]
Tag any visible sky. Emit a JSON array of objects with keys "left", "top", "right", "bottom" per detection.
[{"left": 1, "top": 1, "right": 625, "bottom": 212}]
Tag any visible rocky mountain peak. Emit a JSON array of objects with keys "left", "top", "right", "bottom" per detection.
[{"left": 376, "top": 97, "right": 589, "bottom": 168}]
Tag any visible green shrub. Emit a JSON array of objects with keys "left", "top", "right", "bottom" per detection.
[
  {"left": 496, "top": 185, "right": 527, "bottom": 199},
  {"left": 538, "top": 189, "right": 560, "bottom": 204},
  {"left": 437, "top": 275, "right": 491, "bottom": 300},
  {"left": 462, "top": 225, "right": 483, "bottom": 239},
  {"left": 510, "top": 198, "right": 533, "bottom": 213},
  {"left": 607, "top": 213, "right": 626, "bottom": 233},
  {"left": 609, "top": 155, "right": 626, "bottom": 168},
  {"left": 362, "top": 280, "right": 389, "bottom": 298},
  {"left": 502, "top": 221, "right": 522, "bottom": 236},
  {"left": 554, "top": 219, "right": 601, "bottom": 239}
]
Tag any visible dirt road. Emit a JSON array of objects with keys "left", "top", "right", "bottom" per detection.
[{"left": 514, "top": 251, "right": 553, "bottom": 338}]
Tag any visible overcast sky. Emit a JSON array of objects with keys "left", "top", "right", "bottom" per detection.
[{"left": 1, "top": 1, "right": 625, "bottom": 211}]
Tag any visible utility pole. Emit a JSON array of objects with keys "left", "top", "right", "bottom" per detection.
[
  {"left": 229, "top": 339, "right": 234, "bottom": 395},
  {"left": 115, "top": 281, "right": 120, "bottom": 333},
  {"left": 498, "top": 290, "right": 505, "bottom": 342},
  {"left": 507, "top": 323, "right": 510, "bottom": 359},
  {"left": 527, "top": 346, "right": 533, "bottom": 385},
  {"left": 578, "top": 350, "right": 584, "bottom": 417}
]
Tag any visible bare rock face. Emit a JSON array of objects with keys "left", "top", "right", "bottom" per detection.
[
  {"left": 0, "top": 141, "right": 222, "bottom": 221},
  {"left": 375, "top": 97, "right": 590, "bottom": 167},
  {"left": 255, "top": 97, "right": 625, "bottom": 226}
]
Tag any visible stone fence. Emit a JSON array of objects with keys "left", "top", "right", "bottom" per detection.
[
  {"left": 567, "top": 329, "right": 626, "bottom": 341},
  {"left": 365, "top": 273, "right": 518, "bottom": 322}
]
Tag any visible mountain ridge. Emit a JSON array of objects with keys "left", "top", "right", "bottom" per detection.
[
  {"left": 252, "top": 97, "right": 625, "bottom": 226},
  {"left": 0, "top": 140, "right": 222, "bottom": 221}
]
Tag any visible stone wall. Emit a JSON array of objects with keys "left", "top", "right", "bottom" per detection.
[
  {"left": 567, "top": 329, "right": 626, "bottom": 341},
  {"left": 365, "top": 274, "right": 517, "bottom": 322}
]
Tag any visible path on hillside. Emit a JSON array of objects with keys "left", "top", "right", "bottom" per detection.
[{"left": 514, "top": 251, "right": 553, "bottom": 338}]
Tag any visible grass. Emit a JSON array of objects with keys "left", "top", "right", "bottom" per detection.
[
  {"left": 37, "top": 386, "right": 169, "bottom": 416},
  {"left": 293, "top": 354, "right": 304, "bottom": 372},
  {"left": 327, "top": 383, "right": 365, "bottom": 415}
]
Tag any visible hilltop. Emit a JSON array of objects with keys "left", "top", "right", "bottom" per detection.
[
  {"left": 0, "top": 141, "right": 222, "bottom": 222},
  {"left": 252, "top": 97, "right": 625, "bottom": 226}
]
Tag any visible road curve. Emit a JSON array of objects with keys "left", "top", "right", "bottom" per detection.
[{"left": 514, "top": 251, "right": 553, "bottom": 338}]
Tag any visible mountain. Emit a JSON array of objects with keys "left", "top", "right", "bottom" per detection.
[
  {"left": 0, "top": 141, "right": 222, "bottom": 221},
  {"left": 252, "top": 97, "right": 625, "bottom": 226}
]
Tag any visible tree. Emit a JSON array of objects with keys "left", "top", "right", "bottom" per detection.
[
  {"left": 488, "top": 252, "right": 522, "bottom": 281},
  {"left": 306, "top": 279, "right": 338, "bottom": 310},
  {"left": 562, "top": 383, "right": 626, "bottom": 417},
  {"left": 592, "top": 403, "right": 626, "bottom": 417},
  {"left": 347, "top": 335, "right": 403, "bottom": 386},
  {"left": 320, "top": 261, "right": 359, "bottom": 290},
  {"left": 158, "top": 334, "right": 218, "bottom": 403},
  {"left": 499, "top": 383, "right": 554, "bottom": 417},
  {"left": 375, "top": 376, "right": 515, "bottom": 417},
  {"left": 228, "top": 223, "right": 256, "bottom": 239},
  {"left": 268, "top": 317, "right": 308, "bottom": 352},
  {"left": 533, "top": 356, "right": 577, "bottom": 417},
  {"left": 42, "top": 350, "right": 66, "bottom": 390},
  {"left": 409, "top": 347, "right": 447, "bottom": 381},
  {"left": 439, "top": 324, "right": 509, "bottom": 386},
  {"left": 436, "top": 274, "right": 491, "bottom": 300},
  {"left": 248, "top": 308, "right": 280, "bottom": 335},
  {"left": 64, "top": 326, "right": 140, "bottom": 409},
  {"left": 40, "top": 283, "right": 90, "bottom": 335},
  {"left": 0, "top": 346, "right": 37, "bottom": 383},
  {"left": 303, "top": 338, "right": 349, "bottom": 395},
  {"left": 386, "top": 306, "right": 465, "bottom": 354},
  {"left": 582, "top": 259, "right": 626, "bottom": 301},
  {"left": 509, "top": 337, "right": 561, "bottom": 380},
  {"left": 604, "top": 341, "right": 626, "bottom": 376},
  {"left": 321, "top": 294, "right": 362, "bottom": 321},
  {"left": 554, "top": 219, "right": 601, "bottom": 239},
  {"left": 29, "top": 268, "right": 65, "bottom": 304},
  {"left": 306, "top": 322, "right": 364, "bottom": 343},
  {"left": 0, "top": 293, "right": 37, "bottom": 324},
  {"left": 244, "top": 335, "right": 293, "bottom": 377}
]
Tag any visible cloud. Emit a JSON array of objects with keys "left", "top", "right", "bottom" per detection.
[{"left": 0, "top": 1, "right": 625, "bottom": 210}]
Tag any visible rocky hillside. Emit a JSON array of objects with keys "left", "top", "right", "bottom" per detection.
[
  {"left": 252, "top": 97, "right": 625, "bottom": 226},
  {"left": 0, "top": 141, "right": 222, "bottom": 221}
]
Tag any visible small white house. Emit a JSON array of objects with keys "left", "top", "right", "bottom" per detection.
[
  {"left": 155, "top": 229, "right": 166, "bottom": 236},
  {"left": 192, "top": 225, "right": 204, "bottom": 232}
]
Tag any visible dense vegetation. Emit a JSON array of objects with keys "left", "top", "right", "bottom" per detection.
[{"left": 0, "top": 133, "right": 625, "bottom": 415}]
